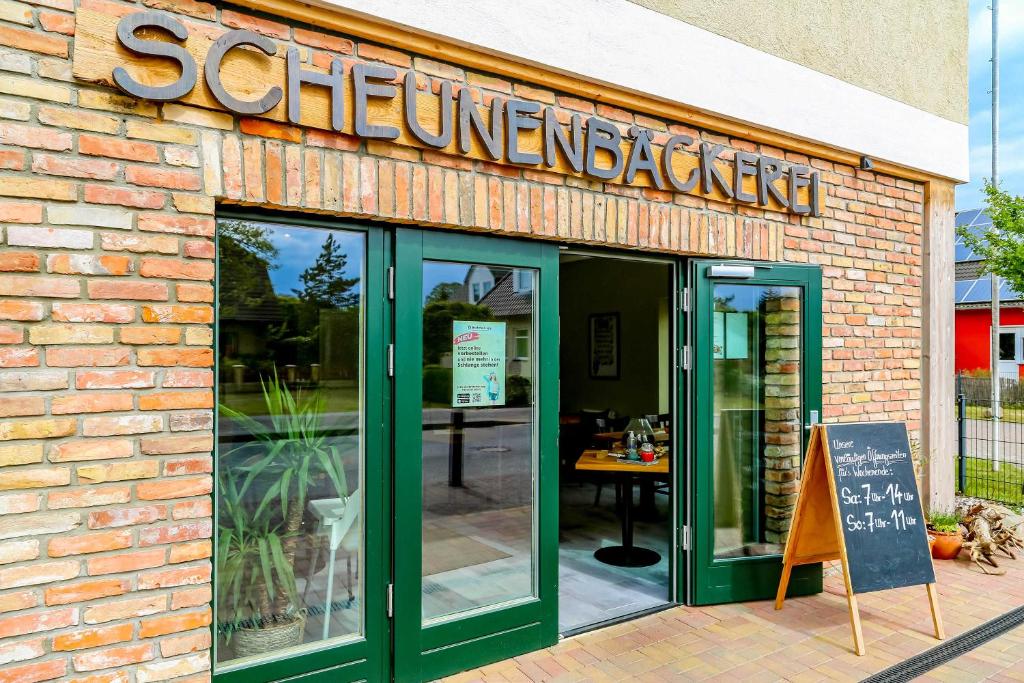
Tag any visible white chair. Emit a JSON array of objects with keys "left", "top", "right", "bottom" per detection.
[{"left": 306, "top": 489, "right": 361, "bottom": 640}]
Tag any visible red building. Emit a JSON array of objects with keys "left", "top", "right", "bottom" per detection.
[{"left": 955, "top": 209, "right": 1024, "bottom": 378}]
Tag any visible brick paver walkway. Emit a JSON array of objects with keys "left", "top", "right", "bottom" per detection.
[{"left": 446, "top": 554, "right": 1024, "bottom": 682}]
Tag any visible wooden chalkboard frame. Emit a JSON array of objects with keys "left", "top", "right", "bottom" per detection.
[{"left": 774, "top": 423, "right": 944, "bottom": 656}]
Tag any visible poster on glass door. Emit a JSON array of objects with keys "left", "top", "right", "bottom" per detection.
[{"left": 452, "top": 320, "right": 506, "bottom": 407}]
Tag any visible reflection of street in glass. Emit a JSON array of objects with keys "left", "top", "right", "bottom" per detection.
[
  {"left": 422, "top": 261, "right": 537, "bottom": 621},
  {"left": 420, "top": 406, "right": 536, "bottom": 621}
]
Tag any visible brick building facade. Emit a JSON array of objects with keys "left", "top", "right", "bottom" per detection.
[{"left": 0, "top": 0, "right": 958, "bottom": 681}]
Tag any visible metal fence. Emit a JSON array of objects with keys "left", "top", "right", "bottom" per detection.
[{"left": 956, "top": 374, "right": 1024, "bottom": 508}]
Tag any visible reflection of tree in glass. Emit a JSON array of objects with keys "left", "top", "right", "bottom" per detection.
[
  {"left": 426, "top": 281, "right": 462, "bottom": 304},
  {"left": 219, "top": 223, "right": 363, "bottom": 383},
  {"left": 282, "top": 234, "right": 361, "bottom": 380},
  {"left": 422, "top": 301, "right": 493, "bottom": 365},
  {"left": 759, "top": 288, "right": 781, "bottom": 308},
  {"left": 713, "top": 293, "right": 736, "bottom": 313},
  {"left": 222, "top": 219, "right": 279, "bottom": 260},
  {"left": 295, "top": 233, "right": 359, "bottom": 309},
  {"left": 218, "top": 220, "right": 280, "bottom": 317}
]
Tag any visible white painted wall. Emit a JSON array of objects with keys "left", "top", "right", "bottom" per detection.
[{"left": 322, "top": 0, "right": 969, "bottom": 182}]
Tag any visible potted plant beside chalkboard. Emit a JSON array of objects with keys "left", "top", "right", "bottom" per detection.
[{"left": 927, "top": 509, "right": 964, "bottom": 560}]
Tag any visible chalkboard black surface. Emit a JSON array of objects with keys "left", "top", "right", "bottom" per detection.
[{"left": 824, "top": 422, "right": 935, "bottom": 594}]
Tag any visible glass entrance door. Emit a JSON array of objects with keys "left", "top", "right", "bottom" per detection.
[
  {"left": 392, "top": 229, "right": 559, "bottom": 680},
  {"left": 690, "top": 261, "right": 823, "bottom": 604}
]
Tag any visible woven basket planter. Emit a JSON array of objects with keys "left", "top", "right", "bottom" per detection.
[{"left": 232, "top": 613, "right": 307, "bottom": 659}]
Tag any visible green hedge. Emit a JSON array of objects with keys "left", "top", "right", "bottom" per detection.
[{"left": 423, "top": 365, "right": 452, "bottom": 405}]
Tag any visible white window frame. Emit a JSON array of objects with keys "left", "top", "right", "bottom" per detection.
[
  {"left": 514, "top": 328, "right": 530, "bottom": 360},
  {"left": 514, "top": 269, "right": 533, "bottom": 294},
  {"left": 998, "top": 326, "right": 1024, "bottom": 363}
]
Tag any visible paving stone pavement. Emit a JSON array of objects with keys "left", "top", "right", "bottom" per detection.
[
  {"left": 444, "top": 553, "right": 1024, "bottom": 682},
  {"left": 919, "top": 621, "right": 1024, "bottom": 683}
]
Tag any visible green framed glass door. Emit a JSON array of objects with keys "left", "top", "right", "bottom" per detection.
[
  {"left": 393, "top": 229, "right": 559, "bottom": 681},
  {"left": 689, "top": 260, "right": 824, "bottom": 605},
  {"left": 214, "top": 215, "right": 390, "bottom": 682}
]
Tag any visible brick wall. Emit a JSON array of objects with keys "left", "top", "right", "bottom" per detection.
[
  {"left": 763, "top": 292, "right": 802, "bottom": 545},
  {"left": 0, "top": 0, "right": 923, "bottom": 681}
]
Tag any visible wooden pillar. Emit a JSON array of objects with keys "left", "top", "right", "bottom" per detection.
[{"left": 922, "top": 179, "right": 956, "bottom": 511}]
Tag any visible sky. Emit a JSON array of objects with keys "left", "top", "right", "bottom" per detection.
[
  {"left": 957, "top": 0, "right": 1024, "bottom": 210},
  {"left": 262, "top": 223, "right": 467, "bottom": 305},
  {"left": 265, "top": 225, "right": 363, "bottom": 296}
]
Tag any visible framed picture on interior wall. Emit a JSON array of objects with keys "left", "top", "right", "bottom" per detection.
[{"left": 589, "top": 313, "right": 620, "bottom": 379}]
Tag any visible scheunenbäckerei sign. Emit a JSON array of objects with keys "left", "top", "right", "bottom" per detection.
[{"left": 72, "top": 9, "right": 823, "bottom": 216}]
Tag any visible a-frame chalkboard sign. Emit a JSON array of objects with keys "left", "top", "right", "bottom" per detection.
[{"left": 774, "top": 422, "right": 944, "bottom": 655}]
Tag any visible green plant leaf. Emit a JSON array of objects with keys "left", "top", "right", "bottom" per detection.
[
  {"left": 280, "top": 468, "right": 292, "bottom": 519},
  {"left": 316, "top": 445, "right": 347, "bottom": 499},
  {"left": 268, "top": 532, "right": 299, "bottom": 606},
  {"left": 257, "top": 536, "right": 275, "bottom": 605},
  {"left": 958, "top": 180, "right": 1024, "bottom": 298},
  {"left": 238, "top": 442, "right": 287, "bottom": 501},
  {"left": 252, "top": 478, "right": 282, "bottom": 522}
]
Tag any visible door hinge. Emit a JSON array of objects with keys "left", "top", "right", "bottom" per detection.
[
  {"left": 387, "top": 266, "right": 395, "bottom": 301},
  {"left": 387, "top": 344, "right": 394, "bottom": 377},
  {"left": 679, "top": 525, "right": 691, "bottom": 551},
  {"left": 386, "top": 583, "right": 394, "bottom": 618},
  {"left": 681, "top": 287, "right": 690, "bottom": 313},
  {"left": 679, "top": 346, "right": 691, "bottom": 371}
]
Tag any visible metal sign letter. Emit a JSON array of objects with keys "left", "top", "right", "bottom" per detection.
[
  {"left": 113, "top": 12, "right": 197, "bottom": 102},
  {"left": 205, "top": 30, "right": 282, "bottom": 115}
]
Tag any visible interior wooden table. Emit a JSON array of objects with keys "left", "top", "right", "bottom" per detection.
[{"left": 575, "top": 450, "right": 669, "bottom": 568}]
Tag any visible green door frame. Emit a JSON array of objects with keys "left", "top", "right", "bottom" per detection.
[
  {"left": 213, "top": 212, "right": 392, "bottom": 683},
  {"left": 689, "top": 260, "right": 824, "bottom": 605},
  {"left": 392, "top": 229, "right": 560, "bottom": 681},
  {"left": 213, "top": 219, "right": 831, "bottom": 678}
]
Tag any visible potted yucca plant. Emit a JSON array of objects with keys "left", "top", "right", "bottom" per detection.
[
  {"left": 218, "top": 372, "right": 347, "bottom": 657},
  {"left": 217, "top": 467, "right": 304, "bottom": 656}
]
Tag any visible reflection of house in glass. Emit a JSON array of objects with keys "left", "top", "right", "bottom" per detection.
[
  {"left": 460, "top": 264, "right": 496, "bottom": 303},
  {"left": 217, "top": 234, "right": 286, "bottom": 388}
]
